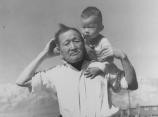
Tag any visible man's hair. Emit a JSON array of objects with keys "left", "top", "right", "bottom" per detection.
[
  {"left": 55, "top": 24, "right": 83, "bottom": 45},
  {"left": 81, "top": 6, "right": 102, "bottom": 23}
]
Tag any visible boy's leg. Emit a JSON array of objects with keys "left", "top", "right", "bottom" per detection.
[
  {"left": 58, "top": 114, "right": 62, "bottom": 117},
  {"left": 110, "top": 109, "right": 121, "bottom": 117}
]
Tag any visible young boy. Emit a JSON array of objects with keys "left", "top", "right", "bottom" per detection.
[
  {"left": 80, "top": 6, "right": 113, "bottom": 62},
  {"left": 80, "top": 6, "right": 126, "bottom": 92}
]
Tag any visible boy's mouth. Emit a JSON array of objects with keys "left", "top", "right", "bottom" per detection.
[
  {"left": 83, "top": 34, "right": 88, "bottom": 39},
  {"left": 83, "top": 34, "right": 92, "bottom": 40}
]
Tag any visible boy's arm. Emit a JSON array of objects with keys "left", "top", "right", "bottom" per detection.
[
  {"left": 16, "top": 39, "right": 58, "bottom": 87},
  {"left": 85, "top": 44, "right": 97, "bottom": 61},
  {"left": 84, "top": 62, "right": 108, "bottom": 79},
  {"left": 113, "top": 49, "right": 138, "bottom": 90}
]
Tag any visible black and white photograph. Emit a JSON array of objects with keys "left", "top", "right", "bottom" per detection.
[{"left": 0, "top": 0, "right": 158, "bottom": 117}]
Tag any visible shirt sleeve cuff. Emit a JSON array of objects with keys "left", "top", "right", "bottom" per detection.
[
  {"left": 31, "top": 71, "right": 48, "bottom": 93},
  {"left": 88, "top": 61, "right": 109, "bottom": 72}
]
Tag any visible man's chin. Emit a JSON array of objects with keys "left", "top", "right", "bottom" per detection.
[{"left": 68, "top": 57, "right": 83, "bottom": 64}]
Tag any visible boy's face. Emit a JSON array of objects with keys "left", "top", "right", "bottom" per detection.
[{"left": 80, "top": 16, "right": 103, "bottom": 40}]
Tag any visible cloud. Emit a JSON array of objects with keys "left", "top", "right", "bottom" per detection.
[
  {"left": 112, "top": 77, "right": 158, "bottom": 109},
  {"left": 0, "top": 83, "right": 59, "bottom": 117}
]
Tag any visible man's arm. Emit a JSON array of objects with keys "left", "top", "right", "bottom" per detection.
[
  {"left": 113, "top": 49, "right": 138, "bottom": 90},
  {"left": 16, "top": 39, "right": 57, "bottom": 87}
]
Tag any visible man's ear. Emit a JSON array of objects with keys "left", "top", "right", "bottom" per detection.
[
  {"left": 56, "top": 45, "right": 60, "bottom": 51},
  {"left": 54, "top": 45, "right": 60, "bottom": 54}
]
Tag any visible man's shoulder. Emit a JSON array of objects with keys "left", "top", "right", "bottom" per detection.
[{"left": 44, "top": 64, "right": 68, "bottom": 74}]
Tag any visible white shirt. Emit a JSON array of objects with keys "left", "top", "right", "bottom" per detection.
[{"left": 31, "top": 61, "right": 127, "bottom": 117}]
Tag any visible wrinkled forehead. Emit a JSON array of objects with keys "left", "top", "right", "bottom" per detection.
[{"left": 58, "top": 30, "right": 83, "bottom": 44}]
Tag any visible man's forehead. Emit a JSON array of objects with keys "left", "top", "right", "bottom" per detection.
[{"left": 59, "top": 30, "right": 81, "bottom": 41}]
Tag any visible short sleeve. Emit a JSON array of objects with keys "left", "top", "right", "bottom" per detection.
[
  {"left": 31, "top": 71, "right": 53, "bottom": 93},
  {"left": 88, "top": 61, "right": 109, "bottom": 73},
  {"left": 100, "top": 38, "right": 112, "bottom": 49},
  {"left": 96, "top": 38, "right": 113, "bottom": 62}
]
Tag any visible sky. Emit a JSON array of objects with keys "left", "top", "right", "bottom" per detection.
[
  {"left": 0, "top": 0, "right": 158, "bottom": 84},
  {"left": 0, "top": 0, "right": 158, "bottom": 116}
]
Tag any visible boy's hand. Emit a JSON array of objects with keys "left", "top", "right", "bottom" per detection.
[
  {"left": 97, "top": 47, "right": 113, "bottom": 62},
  {"left": 42, "top": 38, "right": 59, "bottom": 58},
  {"left": 85, "top": 44, "right": 97, "bottom": 60},
  {"left": 84, "top": 67, "right": 102, "bottom": 79}
]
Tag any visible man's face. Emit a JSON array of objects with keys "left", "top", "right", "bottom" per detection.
[
  {"left": 58, "top": 30, "right": 85, "bottom": 64},
  {"left": 80, "top": 16, "right": 103, "bottom": 40}
]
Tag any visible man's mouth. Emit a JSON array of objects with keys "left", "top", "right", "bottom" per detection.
[{"left": 70, "top": 51, "right": 80, "bottom": 56}]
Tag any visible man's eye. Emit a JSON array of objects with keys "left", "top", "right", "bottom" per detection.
[
  {"left": 74, "top": 39, "right": 80, "bottom": 42},
  {"left": 74, "top": 39, "right": 81, "bottom": 43},
  {"left": 82, "top": 26, "right": 96, "bottom": 29},
  {"left": 81, "top": 27, "right": 86, "bottom": 29},
  {"left": 64, "top": 41, "right": 70, "bottom": 46}
]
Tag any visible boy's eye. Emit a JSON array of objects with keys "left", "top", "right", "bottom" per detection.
[
  {"left": 88, "top": 26, "right": 96, "bottom": 28},
  {"left": 88, "top": 25, "right": 97, "bottom": 28},
  {"left": 82, "top": 26, "right": 97, "bottom": 29}
]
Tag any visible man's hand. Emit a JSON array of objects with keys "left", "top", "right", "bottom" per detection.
[
  {"left": 42, "top": 38, "right": 59, "bottom": 58},
  {"left": 113, "top": 48, "right": 138, "bottom": 90},
  {"left": 84, "top": 67, "right": 102, "bottom": 79},
  {"left": 16, "top": 38, "right": 59, "bottom": 87}
]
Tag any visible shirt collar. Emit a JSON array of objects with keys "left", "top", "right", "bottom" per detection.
[{"left": 62, "top": 59, "right": 90, "bottom": 72}]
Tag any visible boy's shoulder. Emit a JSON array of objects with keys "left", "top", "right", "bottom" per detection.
[
  {"left": 99, "top": 36, "right": 110, "bottom": 43},
  {"left": 98, "top": 35, "right": 112, "bottom": 47}
]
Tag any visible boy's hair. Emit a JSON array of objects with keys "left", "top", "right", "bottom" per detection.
[
  {"left": 55, "top": 24, "right": 83, "bottom": 45},
  {"left": 81, "top": 6, "right": 102, "bottom": 23}
]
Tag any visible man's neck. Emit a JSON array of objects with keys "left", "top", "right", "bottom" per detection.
[{"left": 71, "top": 59, "right": 84, "bottom": 71}]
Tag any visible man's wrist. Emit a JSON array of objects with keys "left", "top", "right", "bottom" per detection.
[{"left": 38, "top": 51, "right": 49, "bottom": 60}]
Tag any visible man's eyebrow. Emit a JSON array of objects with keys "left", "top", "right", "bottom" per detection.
[
  {"left": 64, "top": 40, "right": 70, "bottom": 42},
  {"left": 73, "top": 37, "right": 80, "bottom": 40}
]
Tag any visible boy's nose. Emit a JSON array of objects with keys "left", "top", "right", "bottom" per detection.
[
  {"left": 83, "top": 28, "right": 89, "bottom": 33},
  {"left": 84, "top": 31, "right": 90, "bottom": 36}
]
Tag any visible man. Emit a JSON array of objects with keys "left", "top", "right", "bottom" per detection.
[{"left": 16, "top": 24, "right": 138, "bottom": 117}]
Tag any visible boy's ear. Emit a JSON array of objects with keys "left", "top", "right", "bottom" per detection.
[{"left": 100, "top": 24, "right": 104, "bottom": 31}]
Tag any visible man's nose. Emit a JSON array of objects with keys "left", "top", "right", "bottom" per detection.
[{"left": 69, "top": 42, "right": 76, "bottom": 49}]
